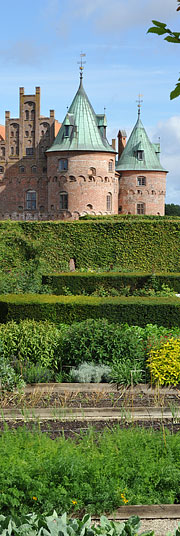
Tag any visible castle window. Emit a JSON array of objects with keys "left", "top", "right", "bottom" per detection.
[
  {"left": 59, "top": 159, "right": 68, "bottom": 171},
  {"left": 26, "top": 190, "right": 36, "bottom": 210},
  {"left": 137, "top": 203, "right": 145, "bottom": 215},
  {"left": 0, "top": 166, "right": 4, "bottom": 173},
  {"left": 31, "top": 110, "right": 35, "bottom": 120},
  {"left": 31, "top": 165, "right": 37, "bottom": 173},
  {"left": 69, "top": 175, "right": 76, "bottom": 182},
  {"left": 137, "top": 190, "right": 142, "bottom": 195},
  {"left": 25, "top": 131, "right": 29, "bottom": 137},
  {"left": 41, "top": 130, "right": 44, "bottom": 136},
  {"left": 88, "top": 167, "right": 96, "bottom": 176},
  {"left": 60, "top": 191, "right": 68, "bottom": 210},
  {"left": 20, "top": 166, "right": 25, "bottom": 173},
  {"left": 137, "top": 150, "right": 144, "bottom": 160},
  {"left": 43, "top": 166, "right": 47, "bottom": 173},
  {"left": 107, "top": 192, "right": 112, "bottom": 211},
  {"left": 151, "top": 190, "right": 156, "bottom": 195},
  {"left": 1, "top": 147, "right": 5, "bottom": 157},
  {"left": 26, "top": 148, "right": 34, "bottom": 156},
  {"left": 137, "top": 176, "right": 146, "bottom": 186},
  {"left": 108, "top": 160, "right": 113, "bottom": 172},
  {"left": 11, "top": 147, "right": 14, "bottom": 155},
  {"left": 25, "top": 110, "right": 29, "bottom": 120},
  {"left": 11, "top": 131, "right": 14, "bottom": 137},
  {"left": 87, "top": 204, "right": 93, "bottom": 210}
]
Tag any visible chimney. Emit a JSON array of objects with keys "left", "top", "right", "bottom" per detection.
[
  {"left": 50, "top": 109, "right": 55, "bottom": 118},
  {"left": 112, "top": 138, "right": 116, "bottom": 151},
  {"left": 118, "top": 130, "right": 127, "bottom": 160}
]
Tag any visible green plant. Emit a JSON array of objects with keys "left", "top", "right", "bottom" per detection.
[
  {"left": 109, "top": 358, "right": 144, "bottom": 385},
  {"left": 69, "top": 362, "right": 111, "bottom": 383},
  {"left": 0, "top": 512, "right": 154, "bottom": 536},
  {"left": 147, "top": 337, "right": 180, "bottom": 386},
  {"left": 23, "top": 363, "right": 54, "bottom": 384}
]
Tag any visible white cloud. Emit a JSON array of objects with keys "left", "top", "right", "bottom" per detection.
[
  {"left": 60, "top": 0, "right": 176, "bottom": 32},
  {"left": 0, "top": 41, "right": 47, "bottom": 66}
]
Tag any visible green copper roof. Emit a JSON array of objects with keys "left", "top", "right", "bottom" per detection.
[
  {"left": 47, "top": 77, "right": 115, "bottom": 154},
  {"left": 116, "top": 115, "right": 167, "bottom": 172}
]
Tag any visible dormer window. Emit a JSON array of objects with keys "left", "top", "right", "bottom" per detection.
[
  {"left": 65, "top": 126, "right": 69, "bottom": 137},
  {"left": 59, "top": 159, "right": 68, "bottom": 171},
  {"left": 137, "top": 150, "right": 144, "bottom": 160}
]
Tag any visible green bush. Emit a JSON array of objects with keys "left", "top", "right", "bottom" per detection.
[
  {"left": 0, "top": 320, "right": 63, "bottom": 372},
  {"left": 1, "top": 294, "right": 180, "bottom": 327},
  {"left": 1, "top": 426, "right": 180, "bottom": 516},
  {"left": 42, "top": 272, "right": 180, "bottom": 295}
]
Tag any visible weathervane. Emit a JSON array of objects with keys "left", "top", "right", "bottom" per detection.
[
  {"left": 78, "top": 52, "right": 86, "bottom": 79},
  {"left": 136, "top": 94, "right": 143, "bottom": 117}
]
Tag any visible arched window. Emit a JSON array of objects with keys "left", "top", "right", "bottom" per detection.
[
  {"left": 137, "top": 176, "right": 146, "bottom": 186},
  {"left": 20, "top": 166, "right": 25, "bottom": 173},
  {"left": 1, "top": 147, "right": 5, "bottom": 157},
  {"left": 69, "top": 175, "right": 76, "bottom": 182},
  {"left": 87, "top": 204, "right": 93, "bottom": 210},
  {"left": 31, "top": 166, "right": 37, "bottom": 173},
  {"left": 59, "top": 159, "right": 68, "bottom": 171},
  {"left": 60, "top": 191, "right": 68, "bottom": 209},
  {"left": 108, "top": 160, "right": 113, "bottom": 172},
  {"left": 137, "top": 203, "right": 145, "bottom": 215},
  {"left": 107, "top": 192, "right": 112, "bottom": 211},
  {"left": 25, "top": 110, "right": 29, "bottom": 120},
  {"left": 88, "top": 167, "right": 96, "bottom": 176},
  {"left": 11, "top": 147, "right": 14, "bottom": 155},
  {"left": 31, "top": 110, "right": 35, "bottom": 120},
  {"left": 0, "top": 166, "right": 4, "bottom": 173},
  {"left": 26, "top": 190, "right": 37, "bottom": 210}
]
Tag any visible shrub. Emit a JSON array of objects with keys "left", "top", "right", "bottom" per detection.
[
  {"left": 69, "top": 362, "right": 111, "bottom": 383},
  {"left": 0, "top": 320, "right": 63, "bottom": 372},
  {"left": 147, "top": 338, "right": 180, "bottom": 386},
  {"left": 23, "top": 363, "right": 54, "bottom": 384},
  {"left": 109, "top": 358, "right": 145, "bottom": 385}
]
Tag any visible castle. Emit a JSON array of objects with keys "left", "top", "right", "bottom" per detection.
[{"left": 0, "top": 71, "right": 167, "bottom": 220}]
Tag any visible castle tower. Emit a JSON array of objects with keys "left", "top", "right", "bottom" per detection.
[
  {"left": 46, "top": 71, "right": 118, "bottom": 218},
  {"left": 116, "top": 111, "right": 167, "bottom": 216}
]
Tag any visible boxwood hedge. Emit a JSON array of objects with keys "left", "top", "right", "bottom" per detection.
[
  {"left": 0, "top": 294, "right": 180, "bottom": 327},
  {"left": 42, "top": 272, "right": 180, "bottom": 295}
]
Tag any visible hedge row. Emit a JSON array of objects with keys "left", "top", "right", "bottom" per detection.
[
  {"left": 1, "top": 294, "right": 180, "bottom": 327},
  {"left": 42, "top": 272, "right": 180, "bottom": 294},
  {"left": 1, "top": 218, "right": 180, "bottom": 272}
]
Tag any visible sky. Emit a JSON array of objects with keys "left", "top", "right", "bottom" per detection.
[{"left": 0, "top": 0, "right": 180, "bottom": 203}]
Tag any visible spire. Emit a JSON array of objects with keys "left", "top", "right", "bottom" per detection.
[
  {"left": 136, "top": 93, "right": 143, "bottom": 118},
  {"left": 78, "top": 52, "right": 86, "bottom": 84}
]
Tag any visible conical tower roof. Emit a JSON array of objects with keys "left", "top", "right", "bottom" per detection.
[
  {"left": 116, "top": 114, "right": 166, "bottom": 172},
  {"left": 47, "top": 76, "right": 115, "bottom": 154}
]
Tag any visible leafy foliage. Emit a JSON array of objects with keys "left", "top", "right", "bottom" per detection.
[
  {"left": 1, "top": 426, "right": 180, "bottom": 516},
  {"left": 0, "top": 512, "right": 153, "bottom": 536},
  {"left": 147, "top": 337, "right": 180, "bottom": 385},
  {"left": 147, "top": 19, "right": 180, "bottom": 99}
]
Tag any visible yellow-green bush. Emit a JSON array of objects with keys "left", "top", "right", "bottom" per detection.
[{"left": 147, "top": 338, "right": 180, "bottom": 385}]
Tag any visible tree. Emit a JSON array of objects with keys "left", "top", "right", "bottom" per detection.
[
  {"left": 165, "top": 204, "right": 180, "bottom": 216},
  {"left": 147, "top": 0, "right": 180, "bottom": 99}
]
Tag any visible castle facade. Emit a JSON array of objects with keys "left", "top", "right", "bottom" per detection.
[{"left": 0, "top": 76, "right": 167, "bottom": 220}]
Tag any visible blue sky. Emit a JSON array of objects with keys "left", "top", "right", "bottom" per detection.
[{"left": 0, "top": 0, "right": 180, "bottom": 203}]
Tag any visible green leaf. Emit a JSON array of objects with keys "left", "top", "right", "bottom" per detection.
[
  {"left": 147, "top": 27, "right": 168, "bottom": 35},
  {"left": 165, "top": 36, "right": 180, "bottom": 43},
  {"left": 170, "top": 82, "right": 180, "bottom": 100},
  {"left": 151, "top": 20, "right": 167, "bottom": 28}
]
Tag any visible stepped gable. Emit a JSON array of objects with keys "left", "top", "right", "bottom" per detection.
[
  {"left": 47, "top": 77, "right": 115, "bottom": 154},
  {"left": 116, "top": 114, "right": 167, "bottom": 172}
]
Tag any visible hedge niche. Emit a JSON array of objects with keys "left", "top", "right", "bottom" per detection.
[
  {"left": 0, "top": 294, "right": 180, "bottom": 327},
  {"left": 1, "top": 218, "right": 180, "bottom": 272}
]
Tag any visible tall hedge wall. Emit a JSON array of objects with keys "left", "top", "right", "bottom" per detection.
[
  {"left": 0, "top": 217, "right": 180, "bottom": 272},
  {"left": 0, "top": 294, "right": 180, "bottom": 327},
  {"left": 42, "top": 272, "right": 180, "bottom": 294}
]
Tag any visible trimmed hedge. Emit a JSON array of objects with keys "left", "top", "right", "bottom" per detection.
[
  {"left": 0, "top": 294, "right": 180, "bottom": 327},
  {"left": 42, "top": 272, "right": 180, "bottom": 295},
  {"left": 1, "top": 218, "right": 180, "bottom": 272}
]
